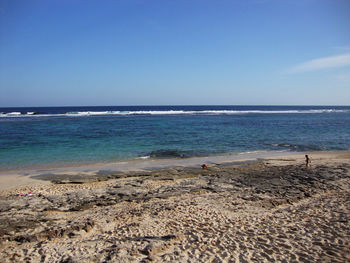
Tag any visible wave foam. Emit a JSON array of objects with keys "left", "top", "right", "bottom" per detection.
[{"left": 0, "top": 109, "right": 348, "bottom": 118}]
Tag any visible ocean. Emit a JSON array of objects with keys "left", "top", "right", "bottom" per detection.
[{"left": 1, "top": 105, "right": 349, "bottom": 171}]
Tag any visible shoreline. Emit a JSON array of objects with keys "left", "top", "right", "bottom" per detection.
[
  {"left": 0, "top": 150, "right": 311, "bottom": 192},
  {"left": 1, "top": 150, "right": 349, "bottom": 193},
  {"left": 0, "top": 150, "right": 349, "bottom": 262},
  {"left": 0, "top": 150, "right": 293, "bottom": 173}
]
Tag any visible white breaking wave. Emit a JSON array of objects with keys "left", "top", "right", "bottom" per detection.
[
  {"left": 137, "top": 156, "right": 151, "bottom": 160},
  {"left": 0, "top": 109, "right": 348, "bottom": 118},
  {"left": 66, "top": 111, "right": 115, "bottom": 116},
  {"left": 4, "top": 112, "right": 22, "bottom": 115}
]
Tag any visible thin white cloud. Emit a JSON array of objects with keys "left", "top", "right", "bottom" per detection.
[{"left": 288, "top": 53, "right": 350, "bottom": 73}]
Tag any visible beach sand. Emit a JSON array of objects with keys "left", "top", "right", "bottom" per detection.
[{"left": 0, "top": 152, "right": 350, "bottom": 262}]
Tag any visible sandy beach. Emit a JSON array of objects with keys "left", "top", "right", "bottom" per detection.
[{"left": 1, "top": 151, "right": 350, "bottom": 262}]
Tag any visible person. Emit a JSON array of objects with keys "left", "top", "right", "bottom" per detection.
[
  {"left": 305, "top": 155, "right": 311, "bottom": 169},
  {"left": 201, "top": 164, "right": 208, "bottom": 169}
]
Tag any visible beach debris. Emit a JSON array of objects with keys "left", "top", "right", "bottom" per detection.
[
  {"left": 201, "top": 164, "right": 208, "bottom": 169},
  {"left": 18, "top": 192, "right": 33, "bottom": 197}
]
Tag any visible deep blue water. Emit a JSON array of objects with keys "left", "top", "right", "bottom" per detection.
[{"left": 1, "top": 105, "right": 349, "bottom": 170}]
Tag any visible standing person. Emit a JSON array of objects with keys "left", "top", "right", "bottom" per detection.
[{"left": 305, "top": 155, "right": 311, "bottom": 169}]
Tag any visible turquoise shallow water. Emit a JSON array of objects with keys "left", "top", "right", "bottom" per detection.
[{"left": 0, "top": 105, "right": 349, "bottom": 170}]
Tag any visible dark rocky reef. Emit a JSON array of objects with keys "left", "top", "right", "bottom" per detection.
[{"left": 1, "top": 161, "right": 349, "bottom": 244}]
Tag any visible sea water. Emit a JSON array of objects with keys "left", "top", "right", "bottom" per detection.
[{"left": 0, "top": 105, "right": 349, "bottom": 171}]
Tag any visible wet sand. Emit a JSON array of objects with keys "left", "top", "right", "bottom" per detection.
[
  {"left": 0, "top": 152, "right": 350, "bottom": 262},
  {"left": 0, "top": 151, "right": 296, "bottom": 191}
]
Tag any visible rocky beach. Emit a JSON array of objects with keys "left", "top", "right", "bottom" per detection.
[{"left": 0, "top": 152, "right": 350, "bottom": 262}]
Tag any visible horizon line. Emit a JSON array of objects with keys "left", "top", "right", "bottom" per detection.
[{"left": 1, "top": 104, "right": 350, "bottom": 108}]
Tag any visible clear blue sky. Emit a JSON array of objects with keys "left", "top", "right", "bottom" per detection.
[{"left": 1, "top": 0, "right": 349, "bottom": 107}]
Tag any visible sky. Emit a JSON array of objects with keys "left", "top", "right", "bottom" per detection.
[{"left": 0, "top": 0, "right": 350, "bottom": 107}]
